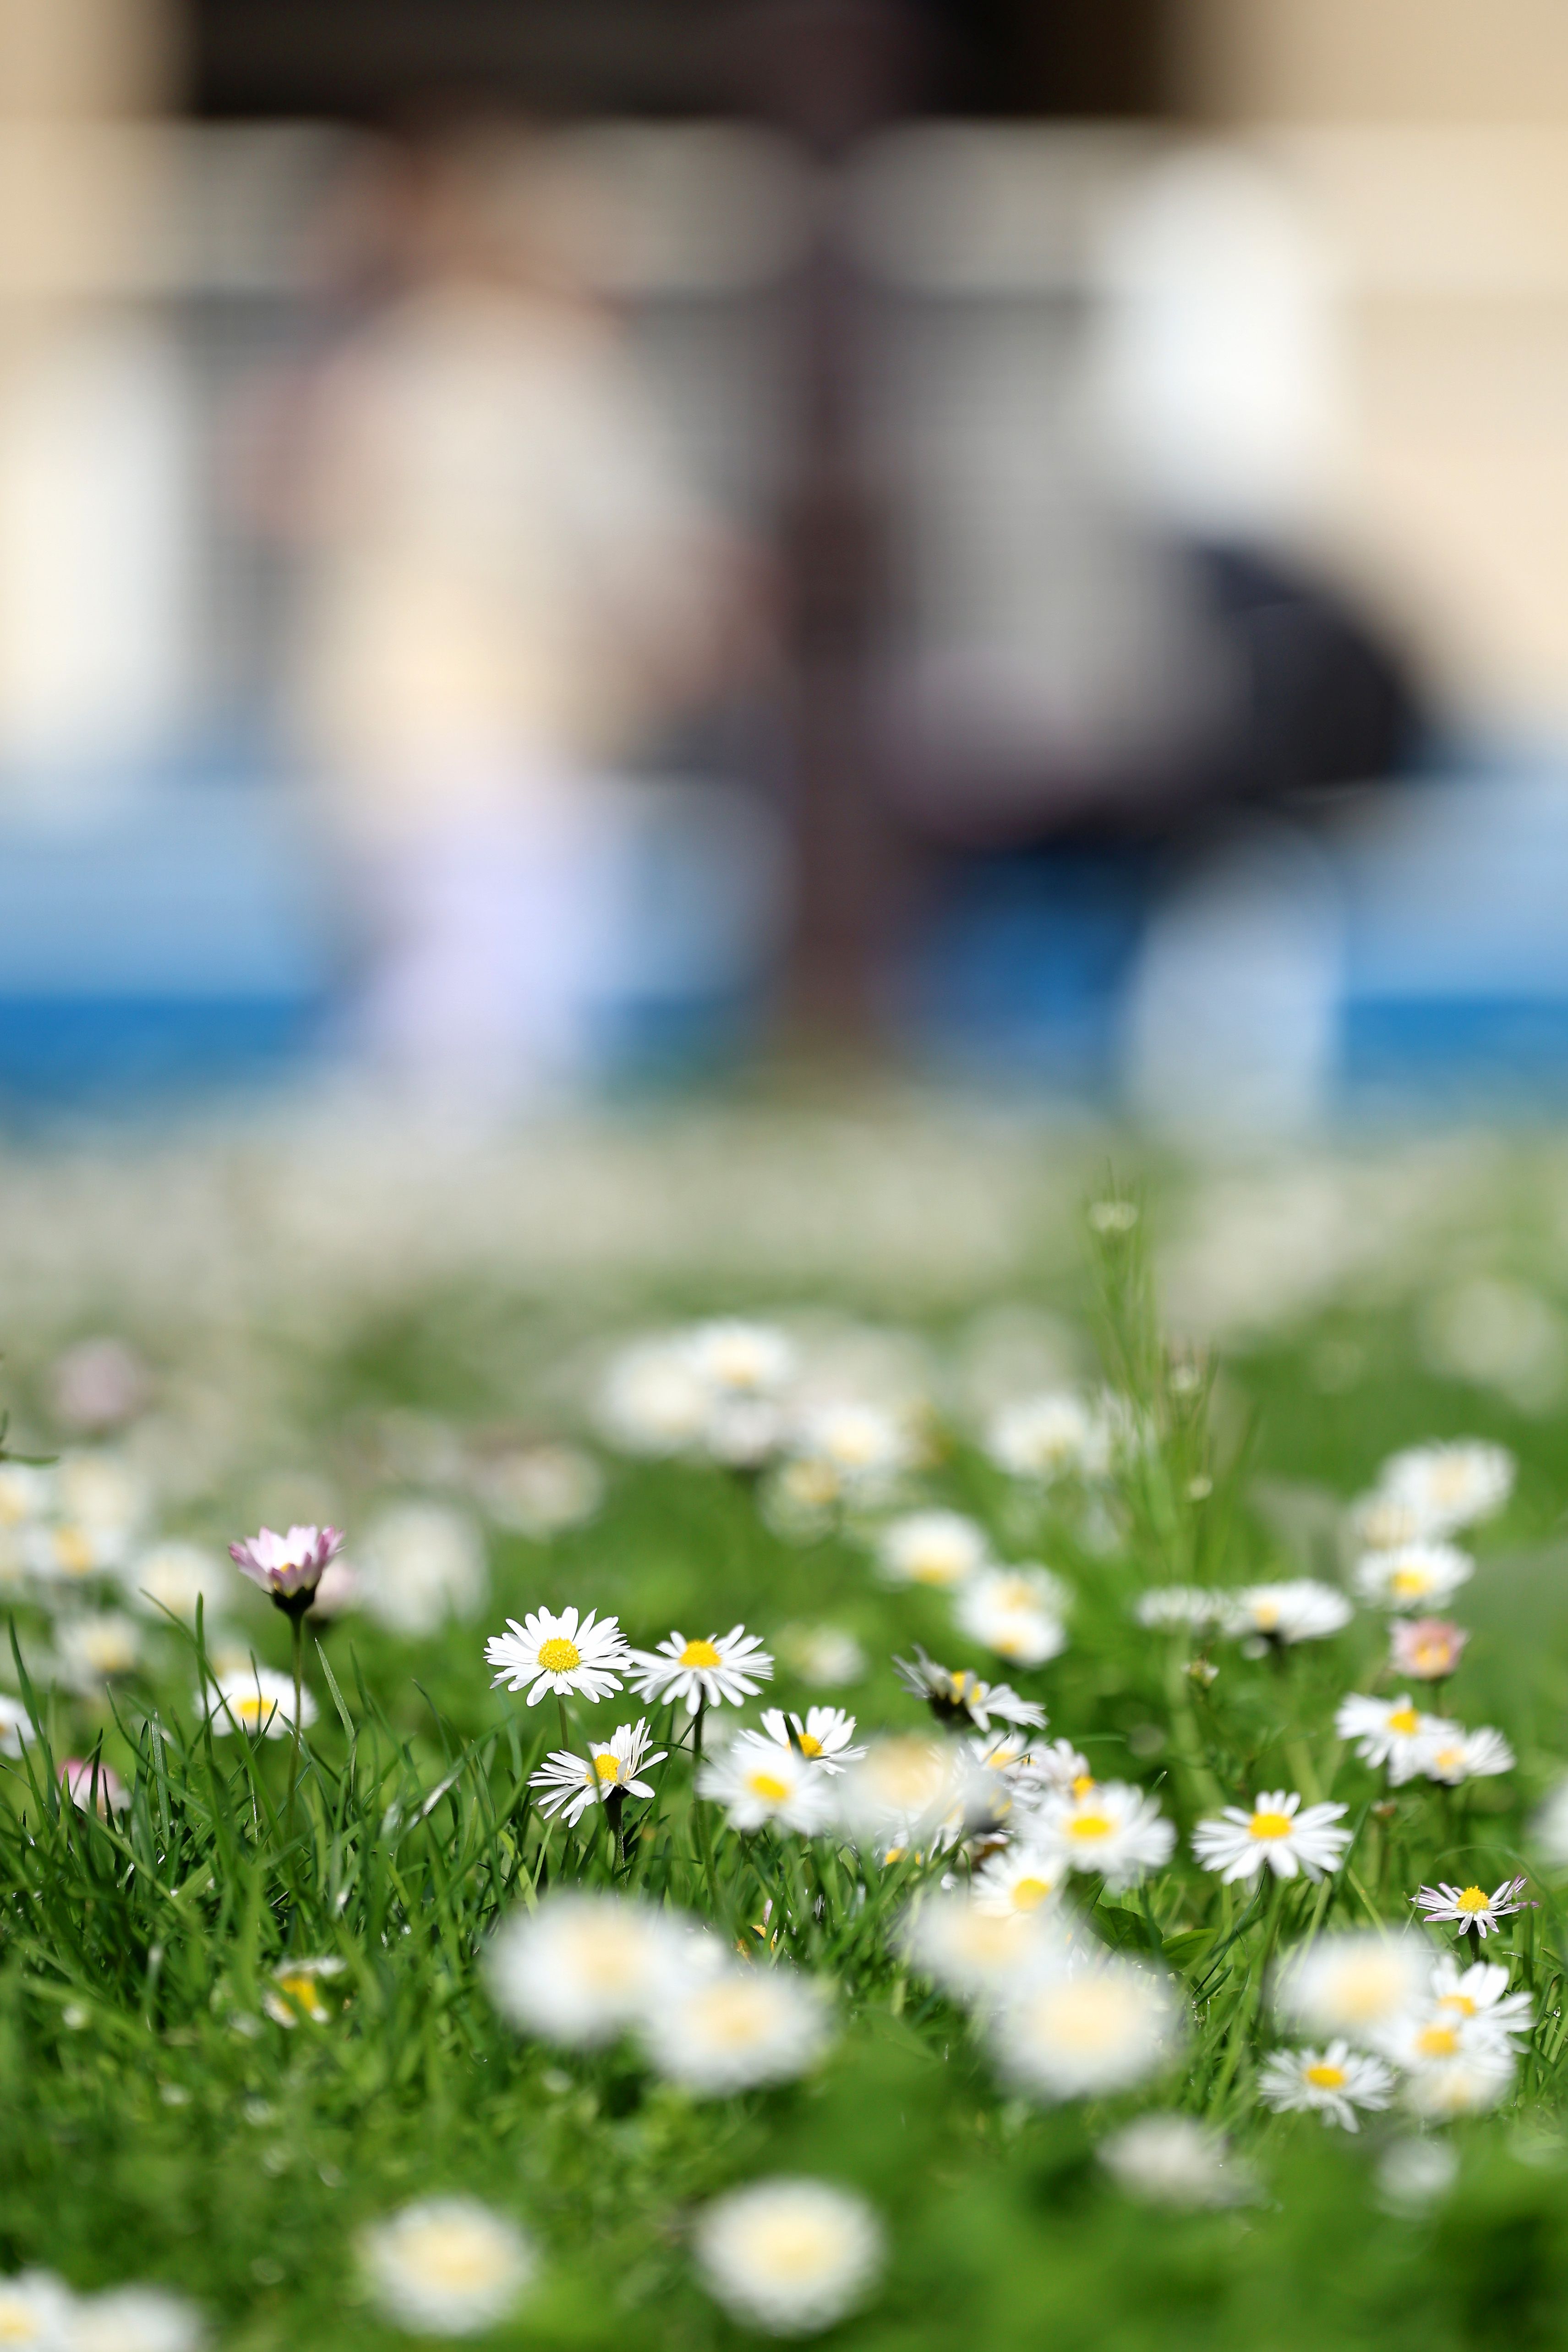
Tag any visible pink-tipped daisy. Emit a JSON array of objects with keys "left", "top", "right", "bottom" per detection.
[
  {"left": 229, "top": 1524, "right": 344, "bottom": 1614},
  {"left": 1411, "top": 1877, "right": 1528, "bottom": 1938}
]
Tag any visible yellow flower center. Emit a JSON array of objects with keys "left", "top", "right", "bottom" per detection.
[
  {"left": 1412, "top": 1639, "right": 1451, "bottom": 1673},
  {"left": 1251, "top": 1602, "right": 1280, "bottom": 1630},
  {"left": 797, "top": 1734, "right": 823, "bottom": 1757},
  {"left": 1387, "top": 1706, "right": 1420, "bottom": 1734},
  {"left": 537, "top": 1637, "right": 582, "bottom": 1673},
  {"left": 1011, "top": 1876, "right": 1053, "bottom": 1910},
  {"left": 680, "top": 1638, "right": 722, "bottom": 1668},
  {"left": 1455, "top": 1885, "right": 1491, "bottom": 1914},
  {"left": 1304, "top": 2062, "right": 1347, "bottom": 2089},
  {"left": 1417, "top": 2024, "right": 1460, "bottom": 2058},
  {"left": 401, "top": 2224, "right": 508, "bottom": 2292},
  {"left": 1391, "top": 1568, "right": 1430, "bottom": 1598},
  {"left": 700, "top": 1983, "right": 771, "bottom": 2047},
  {"left": 592, "top": 1752, "right": 622, "bottom": 1781},
  {"left": 1437, "top": 1992, "right": 1477, "bottom": 2017},
  {"left": 1431, "top": 1747, "right": 1464, "bottom": 1776},
  {"left": 745, "top": 1770, "right": 791, "bottom": 1803},
  {"left": 1249, "top": 1810, "right": 1292, "bottom": 1840},
  {"left": 1068, "top": 1813, "right": 1112, "bottom": 1840},
  {"left": 232, "top": 1696, "right": 270, "bottom": 1728},
  {"left": 0, "top": 2303, "right": 44, "bottom": 2341},
  {"left": 1071, "top": 1774, "right": 1097, "bottom": 1799},
  {"left": 54, "top": 1527, "right": 94, "bottom": 1574},
  {"left": 949, "top": 1671, "right": 980, "bottom": 1703},
  {"left": 275, "top": 1972, "right": 328, "bottom": 2018}
]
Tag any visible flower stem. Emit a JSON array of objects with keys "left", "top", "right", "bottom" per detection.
[
  {"left": 690, "top": 1699, "right": 725, "bottom": 1922},
  {"left": 285, "top": 1611, "right": 304, "bottom": 1833}
]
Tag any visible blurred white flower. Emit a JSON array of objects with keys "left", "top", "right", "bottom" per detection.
[
  {"left": 26, "top": 1519, "right": 128, "bottom": 1589},
  {"left": 67, "top": 2284, "right": 205, "bottom": 2352},
  {"left": 1376, "top": 2135, "right": 1459, "bottom": 2212},
  {"left": 787, "top": 1401, "right": 917, "bottom": 1500},
  {"left": 683, "top": 1320, "right": 796, "bottom": 1402},
  {"left": 1133, "top": 1586, "right": 1228, "bottom": 1632},
  {"left": 901, "top": 1889, "right": 1067, "bottom": 2001},
  {"left": 204, "top": 1666, "right": 317, "bottom": 1741},
  {"left": 874, "top": 1511, "right": 990, "bottom": 1591},
  {"left": 641, "top": 1965, "right": 830, "bottom": 2096},
  {"left": 1334, "top": 1693, "right": 1453, "bottom": 1784},
  {"left": 694, "top": 2178, "right": 883, "bottom": 2338},
  {"left": 1226, "top": 1580, "right": 1351, "bottom": 1646},
  {"left": 772, "top": 1624, "right": 866, "bottom": 1689},
  {"left": 54, "top": 1611, "right": 142, "bottom": 1692},
  {"left": 486, "top": 1893, "right": 704, "bottom": 2047},
  {"left": 0, "top": 1464, "right": 54, "bottom": 1527},
  {"left": 1027, "top": 1780, "right": 1175, "bottom": 1890},
  {"left": 986, "top": 1392, "right": 1108, "bottom": 1483},
  {"left": 0, "top": 1693, "right": 34, "bottom": 1757},
  {"left": 970, "top": 1844, "right": 1068, "bottom": 1919},
  {"left": 837, "top": 1735, "right": 970, "bottom": 1850},
  {"left": 1415, "top": 1724, "right": 1514, "bottom": 1785},
  {"left": 596, "top": 1337, "right": 710, "bottom": 1456},
  {"left": 123, "top": 1541, "right": 229, "bottom": 1626},
  {"left": 990, "top": 1954, "right": 1182, "bottom": 2103},
  {"left": 1375, "top": 1441, "right": 1515, "bottom": 1537},
  {"left": 472, "top": 1443, "right": 603, "bottom": 1538},
  {"left": 1257, "top": 2042, "right": 1393, "bottom": 2131},
  {"left": 263, "top": 1956, "right": 348, "bottom": 2029},
  {"left": 55, "top": 1452, "right": 148, "bottom": 1544},
  {"left": 1401, "top": 2046, "right": 1516, "bottom": 2120},
  {"left": 358, "top": 1503, "right": 487, "bottom": 1637},
  {"left": 1353, "top": 1543, "right": 1473, "bottom": 1614},
  {"left": 954, "top": 1566, "right": 1069, "bottom": 1669},
  {"left": 1533, "top": 1778, "right": 1568, "bottom": 1868},
  {"left": 360, "top": 2199, "right": 535, "bottom": 2337},
  {"left": 0, "top": 2271, "right": 74, "bottom": 2352},
  {"left": 1272, "top": 1930, "right": 1429, "bottom": 2046},
  {"left": 1098, "top": 2115, "right": 1250, "bottom": 2208}
]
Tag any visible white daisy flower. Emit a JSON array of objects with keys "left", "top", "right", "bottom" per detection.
[
  {"left": 900, "top": 1889, "right": 1067, "bottom": 2001},
  {"left": 629, "top": 1625, "right": 773, "bottom": 1714},
  {"left": 55, "top": 1451, "right": 147, "bottom": 1540},
  {"left": 67, "top": 2284, "right": 207, "bottom": 2352},
  {"left": 755, "top": 1708, "right": 865, "bottom": 1774},
  {"left": 1377, "top": 2136, "right": 1459, "bottom": 2212},
  {"left": 123, "top": 1541, "right": 229, "bottom": 1626},
  {"left": 1533, "top": 1777, "right": 1568, "bottom": 1868},
  {"left": 597, "top": 1336, "right": 710, "bottom": 1456},
  {"left": 359, "top": 1504, "right": 487, "bottom": 1637},
  {"left": 1257, "top": 2041, "right": 1394, "bottom": 2130},
  {"left": 485, "top": 1892, "right": 701, "bottom": 2047},
  {"left": 26, "top": 1519, "right": 126, "bottom": 1588},
  {"left": 360, "top": 2198, "right": 535, "bottom": 2336},
  {"left": 771, "top": 1624, "right": 866, "bottom": 1689},
  {"left": 263, "top": 1955, "right": 348, "bottom": 2028},
  {"left": 0, "top": 1464, "right": 54, "bottom": 1527},
  {"left": 1334, "top": 1694, "right": 1456, "bottom": 1785},
  {"left": 204, "top": 1666, "right": 317, "bottom": 1740},
  {"left": 694, "top": 2178, "right": 883, "bottom": 2338},
  {"left": 875, "top": 1511, "right": 991, "bottom": 1591},
  {"left": 971, "top": 1844, "right": 1069, "bottom": 1918},
  {"left": 1411, "top": 1877, "right": 1528, "bottom": 1939},
  {"left": 641, "top": 1965, "right": 830, "bottom": 2096},
  {"left": 1375, "top": 1998, "right": 1525, "bottom": 2078},
  {"left": 989, "top": 1954, "right": 1182, "bottom": 2103},
  {"left": 1426, "top": 1956, "right": 1535, "bottom": 2044},
  {"left": 954, "top": 1566, "right": 1070, "bottom": 1669},
  {"left": 53, "top": 1611, "right": 142, "bottom": 1692},
  {"left": 1097, "top": 2116, "right": 1251, "bottom": 2209},
  {"left": 530, "top": 1720, "right": 667, "bottom": 1826},
  {"left": 891, "top": 1647, "right": 1045, "bottom": 1732},
  {"left": 1348, "top": 1493, "right": 1430, "bottom": 1555},
  {"left": 1027, "top": 1780, "right": 1176, "bottom": 1890},
  {"left": 837, "top": 1735, "right": 970, "bottom": 1851},
  {"left": 474, "top": 1443, "right": 603, "bottom": 1539},
  {"left": 1415, "top": 1724, "right": 1514, "bottom": 1785},
  {"left": 0, "top": 1694, "right": 34, "bottom": 1757},
  {"left": 1272, "top": 1930, "right": 1430, "bottom": 2046},
  {"left": 0, "top": 2271, "right": 74, "bottom": 2351},
  {"left": 485, "top": 1606, "right": 631, "bottom": 1707},
  {"left": 1134, "top": 1587, "right": 1228, "bottom": 1632},
  {"left": 964, "top": 1731, "right": 1059, "bottom": 1812},
  {"left": 788, "top": 1401, "right": 917, "bottom": 1499},
  {"left": 699, "top": 1735, "right": 836, "bottom": 1835},
  {"left": 1192, "top": 1790, "right": 1352, "bottom": 1883},
  {"left": 1401, "top": 2047, "right": 1516, "bottom": 2119},
  {"left": 1029, "top": 1737, "right": 1095, "bottom": 1794},
  {"left": 986, "top": 1392, "right": 1109, "bottom": 1483},
  {"left": 1226, "top": 1581, "right": 1352, "bottom": 1647},
  {"left": 1353, "top": 1543, "right": 1473, "bottom": 1613},
  {"left": 684, "top": 1319, "right": 796, "bottom": 1399},
  {"left": 1377, "top": 1441, "right": 1515, "bottom": 1537}
]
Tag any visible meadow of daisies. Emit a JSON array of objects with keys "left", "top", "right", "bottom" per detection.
[{"left": 7, "top": 1118, "right": 1568, "bottom": 2351}]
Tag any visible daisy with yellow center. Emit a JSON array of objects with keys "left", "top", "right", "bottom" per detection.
[
  {"left": 263, "top": 1955, "right": 347, "bottom": 2028},
  {"left": 1390, "top": 1615, "right": 1469, "bottom": 1683},
  {"left": 1353, "top": 1542, "right": 1473, "bottom": 1614},
  {"left": 486, "top": 1891, "right": 706, "bottom": 2046},
  {"left": 990, "top": 1953, "right": 1182, "bottom": 2103},
  {"left": 694, "top": 2178, "right": 884, "bottom": 2337},
  {"left": 875, "top": 1509, "right": 991, "bottom": 1591},
  {"left": 755, "top": 1706, "right": 866, "bottom": 1775},
  {"left": 1410, "top": 1877, "right": 1528, "bottom": 1939},
  {"left": 971, "top": 1844, "right": 1068, "bottom": 1919},
  {"left": 628, "top": 1624, "right": 773, "bottom": 1714},
  {"left": 900, "top": 1888, "right": 1066, "bottom": 2000},
  {"left": 1334, "top": 1692, "right": 1455, "bottom": 1784},
  {"left": 0, "top": 2271, "right": 73, "bottom": 2348},
  {"left": 1226, "top": 1580, "right": 1352, "bottom": 1647},
  {"left": 485, "top": 1606, "right": 631, "bottom": 1708},
  {"left": 1376, "top": 1440, "right": 1515, "bottom": 1537},
  {"left": 1414, "top": 1723, "right": 1514, "bottom": 1786},
  {"left": 529, "top": 1719, "right": 667, "bottom": 1826},
  {"left": 1191, "top": 1790, "right": 1351, "bottom": 1883},
  {"left": 205, "top": 1665, "right": 318, "bottom": 1741},
  {"left": 956, "top": 1566, "right": 1070, "bottom": 1669},
  {"left": 1257, "top": 2041, "right": 1393, "bottom": 2130},
  {"left": 699, "top": 1732, "right": 836, "bottom": 1834},
  {"left": 891, "top": 1645, "right": 1044, "bottom": 1732},
  {"left": 1027, "top": 1780, "right": 1175, "bottom": 1890},
  {"left": 360, "top": 2197, "right": 536, "bottom": 2336},
  {"left": 1271, "top": 1928, "right": 1429, "bottom": 2044}
]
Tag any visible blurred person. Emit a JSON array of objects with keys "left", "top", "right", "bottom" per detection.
[{"left": 258, "top": 125, "right": 767, "bottom": 1111}]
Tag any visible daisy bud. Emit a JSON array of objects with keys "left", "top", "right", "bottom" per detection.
[{"left": 228, "top": 1525, "right": 344, "bottom": 1620}]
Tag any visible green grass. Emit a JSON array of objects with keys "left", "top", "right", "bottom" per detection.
[{"left": 4, "top": 1150, "right": 1568, "bottom": 2349}]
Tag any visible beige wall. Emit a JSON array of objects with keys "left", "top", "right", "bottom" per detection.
[{"left": 1180, "top": 0, "right": 1568, "bottom": 123}]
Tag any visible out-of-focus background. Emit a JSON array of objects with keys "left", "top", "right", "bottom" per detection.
[{"left": 3, "top": 0, "right": 1568, "bottom": 1130}]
